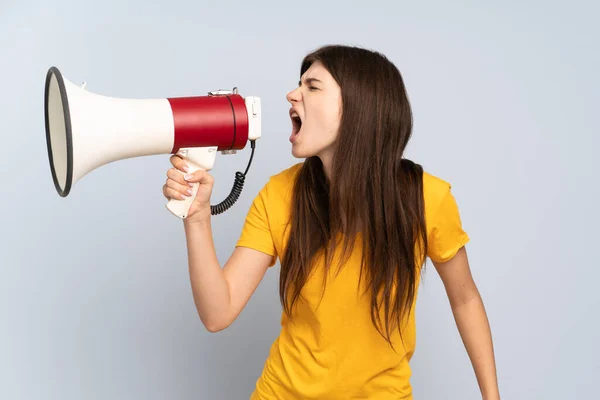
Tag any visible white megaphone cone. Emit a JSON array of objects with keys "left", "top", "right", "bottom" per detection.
[{"left": 44, "top": 66, "right": 262, "bottom": 218}]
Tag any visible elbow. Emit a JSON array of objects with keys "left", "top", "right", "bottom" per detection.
[
  {"left": 201, "top": 316, "right": 232, "bottom": 333},
  {"left": 205, "top": 322, "right": 226, "bottom": 333}
]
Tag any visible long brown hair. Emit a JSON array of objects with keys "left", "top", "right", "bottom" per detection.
[{"left": 279, "top": 45, "right": 428, "bottom": 349}]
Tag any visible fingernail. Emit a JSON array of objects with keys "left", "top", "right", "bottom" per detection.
[
  {"left": 184, "top": 174, "right": 192, "bottom": 181},
  {"left": 187, "top": 188, "right": 193, "bottom": 196},
  {"left": 183, "top": 165, "right": 189, "bottom": 172}
]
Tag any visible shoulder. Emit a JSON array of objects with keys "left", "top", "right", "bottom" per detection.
[
  {"left": 262, "top": 162, "right": 303, "bottom": 193},
  {"left": 256, "top": 162, "right": 303, "bottom": 205},
  {"left": 422, "top": 170, "right": 452, "bottom": 204},
  {"left": 268, "top": 162, "right": 303, "bottom": 186},
  {"left": 421, "top": 170, "right": 457, "bottom": 225},
  {"left": 421, "top": 170, "right": 470, "bottom": 262}
]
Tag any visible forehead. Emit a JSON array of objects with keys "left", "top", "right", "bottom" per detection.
[{"left": 300, "top": 61, "right": 331, "bottom": 82}]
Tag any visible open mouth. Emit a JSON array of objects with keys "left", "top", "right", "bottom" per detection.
[{"left": 290, "top": 112, "right": 303, "bottom": 142}]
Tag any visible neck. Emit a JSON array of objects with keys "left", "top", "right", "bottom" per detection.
[{"left": 318, "top": 151, "right": 334, "bottom": 181}]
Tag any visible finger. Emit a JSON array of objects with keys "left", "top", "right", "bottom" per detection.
[
  {"left": 186, "top": 170, "right": 214, "bottom": 185},
  {"left": 164, "top": 184, "right": 192, "bottom": 201},
  {"left": 166, "top": 178, "right": 194, "bottom": 197},
  {"left": 169, "top": 154, "right": 189, "bottom": 172},
  {"left": 183, "top": 169, "right": 208, "bottom": 183},
  {"left": 167, "top": 167, "right": 192, "bottom": 187},
  {"left": 163, "top": 184, "right": 184, "bottom": 201}
]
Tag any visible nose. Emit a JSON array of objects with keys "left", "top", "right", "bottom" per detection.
[{"left": 286, "top": 87, "right": 302, "bottom": 104}]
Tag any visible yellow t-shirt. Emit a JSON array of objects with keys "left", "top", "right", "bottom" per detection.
[{"left": 236, "top": 162, "right": 470, "bottom": 399}]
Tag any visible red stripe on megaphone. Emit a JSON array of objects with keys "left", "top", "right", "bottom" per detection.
[{"left": 167, "top": 94, "right": 249, "bottom": 153}]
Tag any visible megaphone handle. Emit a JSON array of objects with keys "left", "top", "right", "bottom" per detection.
[{"left": 166, "top": 147, "right": 217, "bottom": 219}]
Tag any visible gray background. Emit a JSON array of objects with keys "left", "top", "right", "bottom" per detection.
[{"left": 1, "top": 1, "right": 598, "bottom": 399}]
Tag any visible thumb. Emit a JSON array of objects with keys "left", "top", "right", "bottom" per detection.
[{"left": 183, "top": 169, "right": 205, "bottom": 183}]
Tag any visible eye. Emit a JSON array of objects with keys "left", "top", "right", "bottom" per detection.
[{"left": 308, "top": 86, "right": 319, "bottom": 91}]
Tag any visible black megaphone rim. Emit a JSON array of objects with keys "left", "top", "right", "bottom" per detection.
[{"left": 44, "top": 66, "right": 73, "bottom": 197}]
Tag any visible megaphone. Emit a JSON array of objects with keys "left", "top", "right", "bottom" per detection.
[{"left": 44, "top": 66, "right": 261, "bottom": 219}]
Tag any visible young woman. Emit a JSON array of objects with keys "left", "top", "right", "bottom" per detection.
[{"left": 162, "top": 45, "right": 500, "bottom": 400}]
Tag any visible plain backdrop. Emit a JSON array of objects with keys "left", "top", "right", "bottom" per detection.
[{"left": 1, "top": 1, "right": 598, "bottom": 399}]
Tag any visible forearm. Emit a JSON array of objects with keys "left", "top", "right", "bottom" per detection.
[
  {"left": 451, "top": 291, "right": 500, "bottom": 399},
  {"left": 183, "top": 217, "right": 231, "bottom": 331}
]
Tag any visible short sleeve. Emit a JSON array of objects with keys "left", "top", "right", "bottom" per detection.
[
  {"left": 427, "top": 188, "right": 470, "bottom": 263},
  {"left": 236, "top": 181, "right": 277, "bottom": 267}
]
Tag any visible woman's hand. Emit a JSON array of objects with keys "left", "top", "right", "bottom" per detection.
[{"left": 162, "top": 154, "right": 214, "bottom": 222}]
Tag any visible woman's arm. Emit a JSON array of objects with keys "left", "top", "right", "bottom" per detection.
[
  {"left": 184, "top": 216, "right": 274, "bottom": 332},
  {"left": 433, "top": 246, "right": 500, "bottom": 400},
  {"left": 165, "top": 153, "right": 275, "bottom": 333}
]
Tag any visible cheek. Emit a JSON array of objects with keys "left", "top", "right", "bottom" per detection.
[
  {"left": 327, "top": 97, "right": 342, "bottom": 134},
  {"left": 314, "top": 104, "right": 341, "bottom": 136},
  {"left": 325, "top": 111, "right": 341, "bottom": 140}
]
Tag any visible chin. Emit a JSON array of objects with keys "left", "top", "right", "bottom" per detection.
[
  {"left": 291, "top": 144, "right": 314, "bottom": 159},
  {"left": 291, "top": 147, "right": 305, "bottom": 158}
]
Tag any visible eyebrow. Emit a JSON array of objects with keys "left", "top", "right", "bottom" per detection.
[{"left": 298, "top": 77, "right": 322, "bottom": 86}]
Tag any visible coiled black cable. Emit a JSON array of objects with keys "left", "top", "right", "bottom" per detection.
[{"left": 210, "top": 139, "right": 256, "bottom": 215}]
